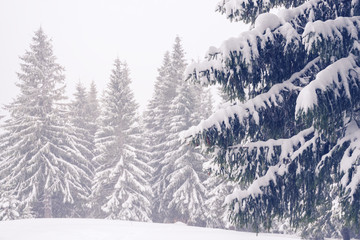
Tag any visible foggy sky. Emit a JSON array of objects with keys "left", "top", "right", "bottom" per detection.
[{"left": 0, "top": 0, "right": 246, "bottom": 113}]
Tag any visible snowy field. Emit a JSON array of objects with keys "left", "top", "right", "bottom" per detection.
[{"left": 0, "top": 218, "right": 304, "bottom": 240}]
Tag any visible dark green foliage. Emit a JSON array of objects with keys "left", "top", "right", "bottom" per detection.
[{"left": 185, "top": 0, "right": 360, "bottom": 238}]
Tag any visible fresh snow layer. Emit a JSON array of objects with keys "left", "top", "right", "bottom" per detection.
[
  {"left": 254, "top": 13, "right": 282, "bottom": 32},
  {"left": 0, "top": 218, "right": 303, "bottom": 240}
]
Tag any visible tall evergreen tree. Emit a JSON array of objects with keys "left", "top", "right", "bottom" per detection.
[
  {"left": 86, "top": 81, "right": 100, "bottom": 160},
  {"left": 145, "top": 37, "right": 210, "bottom": 226},
  {"left": 0, "top": 28, "right": 93, "bottom": 218},
  {"left": 70, "top": 81, "right": 95, "bottom": 163},
  {"left": 143, "top": 51, "right": 177, "bottom": 222},
  {"left": 92, "top": 59, "right": 152, "bottom": 221},
  {"left": 161, "top": 82, "right": 208, "bottom": 226},
  {"left": 184, "top": 1, "right": 360, "bottom": 239},
  {"left": 69, "top": 81, "right": 96, "bottom": 216}
]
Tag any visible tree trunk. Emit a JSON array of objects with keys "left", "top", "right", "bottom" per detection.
[
  {"left": 44, "top": 192, "right": 52, "bottom": 218},
  {"left": 341, "top": 227, "right": 350, "bottom": 240}
]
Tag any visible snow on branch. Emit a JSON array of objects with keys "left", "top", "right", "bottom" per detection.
[
  {"left": 317, "top": 120, "right": 360, "bottom": 201},
  {"left": 303, "top": 16, "right": 360, "bottom": 54},
  {"left": 229, "top": 127, "right": 314, "bottom": 163},
  {"left": 224, "top": 127, "right": 318, "bottom": 206},
  {"left": 295, "top": 54, "right": 360, "bottom": 115},
  {"left": 187, "top": 0, "right": 351, "bottom": 94},
  {"left": 185, "top": 13, "right": 300, "bottom": 85},
  {"left": 216, "top": 0, "right": 308, "bottom": 23},
  {"left": 216, "top": 0, "right": 271, "bottom": 23},
  {"left": 277, "top": 0, "right": 321, "bottom": 26},
  {"left": 182, "top": 57, "right": 320, "bottom": 140}
]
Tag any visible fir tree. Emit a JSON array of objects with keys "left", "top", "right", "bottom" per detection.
[
  {"left": 161, "top": 82, "right": 208, "bottom": 226},
  {"left": 86, "top": 81, "right": 100, "bottom": 160},
  {"left": 69, "top": 81, "right": 96, "bottom": 216},
  {"left": 92, "top": 59, "right": 152, "bottom": 221},
  {"left": 70, "top": 81, "right": 95, "bottom": 164},
  {"left": 170, "top": 36, "right": 187, "bottom": 92},
  {"left": 0, "top": 28, "right": 93, "bottom": 218},
  {"left": 143, "top": 51, "right": 177, "bottom": 223},
  {"left": 146, "top": 37, "right": 210, "bottom": 226},
  {"left": 184, "top": 1, "right": 360, "bottom": 239}
]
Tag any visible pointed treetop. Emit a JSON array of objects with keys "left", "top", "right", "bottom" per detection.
[
  {"left": 89, "top": 80, "right": 97, "bottom": 92},
  {"left": 34, "top": 26, "right": 45, "bottom": 40},
  {"left": 73, "top": 81, "right": 87, "bottom": 108},
  {"left": 29, "top": 27, "right": 55, "bottom": 61},
  {"left": 75, "top": 80, "right": 86, "bottom": 93},
  {"left": 172, "top": 36, "right": 186, "bottom": 65},
  {"left": 157, "top": 51, "right": 171, "bottom": 79},
  {"left": 88, "top": 81, "right": 99, "bottom": 112},
  {"left": 164, "top": 50, "right": 171, "bottom": 60}
]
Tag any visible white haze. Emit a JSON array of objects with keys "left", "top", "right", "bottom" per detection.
[{"left": 0, "top": 0, "right": 246, "bottom": 113}]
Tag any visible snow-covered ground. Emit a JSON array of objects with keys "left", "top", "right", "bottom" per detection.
[{"left": 0, "top": 218, "right": 303, "bottom": 240}]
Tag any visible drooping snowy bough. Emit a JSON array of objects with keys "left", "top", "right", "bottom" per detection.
[{"left": 183, "top": 0, "right": 360, "bottom": 238}]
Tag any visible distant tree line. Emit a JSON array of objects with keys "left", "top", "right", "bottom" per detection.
[{"left": 0, "top": 28, "right": 233, "bottom": 229}]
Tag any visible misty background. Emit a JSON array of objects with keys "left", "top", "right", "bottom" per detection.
[{"left": 0, "top": 0, "right": 245, "bottom": 112}]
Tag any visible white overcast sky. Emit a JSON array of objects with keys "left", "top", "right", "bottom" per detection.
[{"left": 0, "top": 0, "right": 246, "bottom": 113}]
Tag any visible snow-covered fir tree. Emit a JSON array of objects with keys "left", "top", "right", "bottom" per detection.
[
  {"left": 143, "top": 51, "right": 177, "bottom": 223},
  {"left": 0, "top": 28, "right": 93, "bottom": 218},
  {"left": 184, "top": 1, "right": 360, "bottom": 239},
  {"left": 69, "top": 81, "right": 97, "bottom": 216},
  {"left": 92, "top": 59, "right": 152, "bottom": 221},
  {"left": 161, "top": 82, "right": 208, "bottom": 226},
  {"left": 145, "top": 37, "right": 210, "bottom": 226},
  {"left": 86, "top": 81, "right": 100, "bottom": 162},
  {"left": 70, "top": 81, "right": 95, "bottom": 164}
]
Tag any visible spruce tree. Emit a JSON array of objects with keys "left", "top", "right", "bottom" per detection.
[
  {"left": 184, "top": 1, "right": 360, "bottom": 239},
  {"left": 69, "top": 81, "right": 97, "bottom": 216},
  {"left": 146, "top": 37, "right": 209, "bottom": 226},
  {"left": 143, "top": 51, "right": 177, "bottom": 223},
  {"left": 0, "top": 28, "right": 93, "bottom": 218},
  {"left": 92, "top": 59, "right": 152, "bottom": 221},
  {"left": 161, "top": 82, "right": 208, "bottom": 226},
  {"left": 86, "top": 81, "right": 100, "bottom": 161},
  {"left": 70, "top": 81, "right": 95, "bottom": 164}
]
